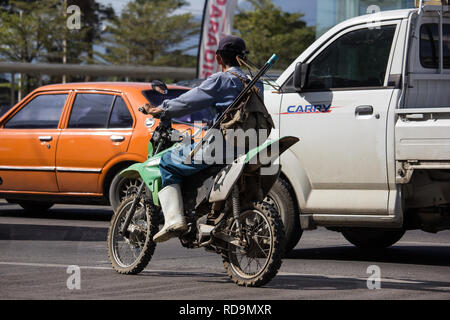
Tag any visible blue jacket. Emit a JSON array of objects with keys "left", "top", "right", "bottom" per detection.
[{"left": 160, "top": 67, "right": 263, "bottom": 123}]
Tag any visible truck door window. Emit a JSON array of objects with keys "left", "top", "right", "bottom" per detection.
[
  {"left": 4, "top": 94, "right": 67, "bottom": 129},
  {"left": 305, "top": 25, "right": 396, "bottom": 90},
  {"left": 420, "top": 23, "right": 450, "bottom": 69}
]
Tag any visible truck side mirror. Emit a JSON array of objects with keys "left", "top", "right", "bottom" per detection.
[{"left": 293, "top": 62, "right": 309, "bottom": 92}]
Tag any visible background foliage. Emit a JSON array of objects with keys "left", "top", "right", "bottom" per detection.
[
  {"left": 0, "top": 0, "right": 314, "bottom": 102},
  {"left": 234, "top": 0, "right": 315, "bottom": 69}
]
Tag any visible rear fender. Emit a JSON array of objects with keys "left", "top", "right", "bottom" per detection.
[
  {"left": 209, "top": 136, "right": 299, "bottom": 202},
  {"left": 245, "top": 136, "right": 299, "bottom": 167}
]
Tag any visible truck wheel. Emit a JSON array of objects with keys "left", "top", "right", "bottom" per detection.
[
  {"left": 17, "top": 200, "right": 54, "bottom": 213},
  {"left": 266, "top": 178, "right": 302, "bottom": 254},
  {"left": 341, "top": 228, "right": 405, "bottom": 249},
  {"left": 109, "top": 173, "right": 141, "bottom": 212}
]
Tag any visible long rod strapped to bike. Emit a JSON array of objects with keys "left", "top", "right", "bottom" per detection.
[{"left": 189, "top": 54, "right": 279, "bottom": 158}]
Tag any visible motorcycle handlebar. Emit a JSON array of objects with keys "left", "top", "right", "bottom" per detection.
[
  {"left": 138, "top": 107, "right": 162, "bottom": 120},
  {"left": 138, "top": 107, "right": 148, "bottom": 115}
]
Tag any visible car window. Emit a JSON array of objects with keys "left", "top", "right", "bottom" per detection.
[
  {"left": 143, "top": 89, "right": 215, "bottom": 123},
  {"left": 68, "top": 93, "right": 115, "bottom": 129},
  {"left": 420, "top": 23, "right": 450, "bottom": 69},
  {"left": 4, "top": 94, "right": 67, "bottom": 129},
  {"left": 305, "top": 25, "right": 397, "bottom": 90},
  {"left": 109, "top": 96, "right": 133, "bottom": 128}
]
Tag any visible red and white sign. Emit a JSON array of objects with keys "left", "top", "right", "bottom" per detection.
[{"left": 197, "top": 0, "right": 238, "bottom": 79}]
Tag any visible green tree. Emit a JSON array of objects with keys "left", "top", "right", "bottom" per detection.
[
  {"left": 101, "top": 0, "right": 199, "bottom": 66},
  {"left": 0, "top": 0, "right": 57, "bottom": 63},
  {"left": 68, "top": 0, "right": 115, "bottom": 64},
  {"left": 234, "top": 0, "right": 315, "bottom": 69},
  {"left": 0, "top": 0, "right": 116, "bottom": 87},
  {"left": 0, "top": 0, "right": 69, "bottom": 92},
  {"left": 0, "top": 0, "right": 114, "bottom": 64}
]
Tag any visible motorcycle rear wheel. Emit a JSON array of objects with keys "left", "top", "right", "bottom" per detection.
[
  {"left": 107, "top": 196, "right": 159, "bottom": 275},
  {"left": 222, "top": 202, "right": 285, "bottom": 287}
]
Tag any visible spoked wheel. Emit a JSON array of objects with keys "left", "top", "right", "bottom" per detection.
[
  {"left": 109, "top": 175, "right": 142, "bottom": 212},
  {"left": 119, "top": 178, "right": 141, "bottom": 199},
  {"left": 222, "top": 202, "right": 285, "bottom": 287},
  {"left": 107, "top": 196, "right": 159, "bottom": 274}
]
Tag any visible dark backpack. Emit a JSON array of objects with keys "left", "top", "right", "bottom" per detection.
[{"left": 220, "top": 73, "right": 275, "bottom": 150}]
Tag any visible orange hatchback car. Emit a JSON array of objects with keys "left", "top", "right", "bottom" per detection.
[{"left": 0, "top": 82, "right": 207, "bottom": 212}]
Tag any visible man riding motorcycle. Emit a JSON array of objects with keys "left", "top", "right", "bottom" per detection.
[{"left": 140, "top": 36, "right": 264, "bottom": 243}]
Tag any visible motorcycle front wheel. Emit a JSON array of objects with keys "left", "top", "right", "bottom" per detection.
[
  {"left": 107, "top": 196, "right": 159, "bottom": 275},
  {"left": 222, "top": 202, "right": 285, "bottom": 287}
]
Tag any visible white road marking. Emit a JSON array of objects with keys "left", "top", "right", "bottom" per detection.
[
  {"left": 0, "top": 261, "right": 112, "bottom": 270},
  {"left": 0, "top": 261, "right": 210, "bottom": 275},
  {"left": 397, "top": 241, "right": 450, "bottom": 247},
  {"left": 0, "top": 261, "right": 438, "bottom": 286},
  {"left": 278, "top": 272, "right": 423, "bottom": 284}
]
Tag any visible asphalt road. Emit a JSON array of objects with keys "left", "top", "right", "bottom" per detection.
[{"left": 1, "top": 200, "right": 450, "bottom": 300}]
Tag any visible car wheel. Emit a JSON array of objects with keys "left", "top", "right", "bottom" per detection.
[
  {"left": 341, "top": 227, "right": 406, "bottom": 249},
  {"left": 17, "top": 200, "right": 54, "bottom": 213},
  {"left": 109, "top": 173, "right": 142, "bottom": 212},
  {"left": 266, "top": 178, "right": 302, "bottom": 254}
]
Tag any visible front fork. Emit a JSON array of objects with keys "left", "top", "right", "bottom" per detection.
[
  {"left": 120, "top": 182, "right": 146, "bottom": 237},
  {"left": 231, "top": 185, "right": 244, "bottom": 244}
]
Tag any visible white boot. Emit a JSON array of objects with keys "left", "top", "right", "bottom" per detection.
[{"left": 153, "top": 184, "right": 187, "bottom": 243}]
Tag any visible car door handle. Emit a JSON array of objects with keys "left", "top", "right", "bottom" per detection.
[
  {"left": 39, "top": 136, "right": 53, "bottom": 142},
  {"left": 355, "top": 105, "right": 374, "bottom": 115},
  {"left": 110, "top": 135, "right": 125, "bottom": 142}
]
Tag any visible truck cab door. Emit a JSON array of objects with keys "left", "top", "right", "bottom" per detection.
[{"left": 279, "top": 22, "right": 400, "bottom": 216}]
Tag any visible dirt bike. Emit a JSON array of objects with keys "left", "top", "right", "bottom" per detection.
[{"left": 107, "top": 55, "right": 299, "bottom": 287}]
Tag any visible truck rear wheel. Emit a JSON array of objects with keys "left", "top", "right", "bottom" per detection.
[
  {"left": 341, "top": 227, "right": 405, "bottom": 249},
  {"left": 266, "top": 178, "right": 302, "bottom": 254}
]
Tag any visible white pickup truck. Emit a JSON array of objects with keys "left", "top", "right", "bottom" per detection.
[{"left": 265, "top": 1, "right": 450, "bottom": 252}]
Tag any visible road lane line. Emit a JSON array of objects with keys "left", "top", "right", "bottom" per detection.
[
  {"left": 0, "top": 261, "right": 436, "bottom": 286},
  {"left": 0, "top": 261, "right": 112, "bottom": 270},
  {"left": 0, "top": 261, "right": 219, "bottom": 276},
  {"left": 278, "top": 272, "right": 424, "bottom": 285},
  {"left": 397, "top": 241, "right": 450, "bottom": 246}
]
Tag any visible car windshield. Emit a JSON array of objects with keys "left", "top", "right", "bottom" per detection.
[{"left": 142, "top": 89, "right": 214, "bottom": 124}]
